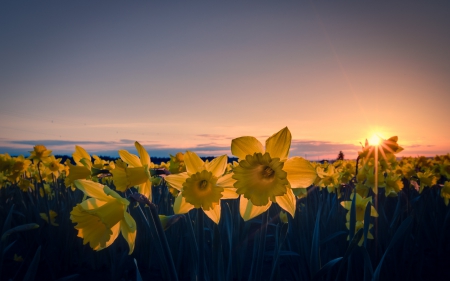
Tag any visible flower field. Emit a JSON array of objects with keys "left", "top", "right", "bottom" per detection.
[{"left": 1, "top": 127, "right": 450, "bottom": 281}]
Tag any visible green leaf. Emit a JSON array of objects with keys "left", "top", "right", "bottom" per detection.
[
  {"left": 310, "top": 204, "right": 322, "bottom": 278},
  {"left": 372, "top": 216, "right": 413, "bottom": 281},
  {"left": 134, "top": 259, "right": 143, "bottom": 281},
  {"left": 312, "top": 257, "right": 343, "bottom": 281},
  {"left": 1, "top": 223, "right": 39, "bottom": 241},
  {"left": 1, "top": 204, "right": 14, "bottom": 235},
  {"left": 23, "top": 246, "right": 41, "bottom": 281}
]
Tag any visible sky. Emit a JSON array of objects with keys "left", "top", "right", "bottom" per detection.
[{"left": 1, "top": 1, "right": 449, "bottom": 160}]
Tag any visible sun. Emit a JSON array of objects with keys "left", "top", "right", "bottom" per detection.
[{"left": 368, "top": 134, "right": 383, "bottom": 146}]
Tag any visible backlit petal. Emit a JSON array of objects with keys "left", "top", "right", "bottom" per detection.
[
  {"left": 173, "top": 194, "right": 195, "bottom": 214},
  {"left": 275, "top": 188, "right": 296, "bottom": 218},
  {"left": 203, "top": 204, "right": 221, "bottom": 224},
  {"left": 239, "top": 196, "right": 271, "bottom": 221},
  {"left": 216, "top": 173, "right": 237, "bottom": 188},
  {"left": 74, "top": 180, "right": 112, "bottom": 202},
  {"left": 73, "top": 145, "right": 91, "bottom": 166},
  {"left": 231, "top": 136, "right": 264, "bottom": 161},
  {"left": 119, "top": 150, "right": 141, "bottom": 167},
  {"left": 165, "top": 173, "right": 188, "bottom": 191},
  {"left": 138, "top": 180, "right": 152, "bottom": 202},
  {"left": 206, "top": 155, "right": 227, "bottom": 178},
  {"left": 135, "top": 141, "right": 151, "bottom": 167},
  {"left": 222, "top": 187, "right": 239, "bottom": 199},
  {"left": 265, "top": 127, "right": 291, "bottom": 161},
  {"left": 284, "top": 157, "right": 317, "bottom": 188},
  {"left": 184, "top": 151, "right": 205, "bottom": 175},
  {"left": 121, "top": 212, "right": 137, "bottom": 254}
]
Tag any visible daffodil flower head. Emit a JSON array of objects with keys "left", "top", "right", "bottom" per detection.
[
  {"left": 231, "top": 127, "right": 316, "bottom": 220},
  {"left": 233, "top": 152, "right": 288, "bottom": 206},
  {"left": 28, "top": 145, "right": 52, "bottom": 163},
  {"left": 70, "top": 179, "right": 136, "bottom": 254},
  {"left": 441, "top": 181, "right": 450, "bottom": 206},
  {"left": 182, "top": 170, "right": 223, "bottom": 210},
  {"left": 164, "top": 151, "right": 238, "bottom": 224},
  {"left": 340, "top": 192, "right": 378, "bottom": 222}
]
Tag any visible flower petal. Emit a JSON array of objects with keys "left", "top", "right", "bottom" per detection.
[
  {"left": 121, "top": 212, "right": 137, "bottom": 254},
  {"left": 73, "top": 145, "right": 91, "bottom": 166},
  {"left": 184, "top": 151, "right": 204, "bottom": 175},
  {"left": 265, "top": 127, "right": 291, "bottom": 161},
  {"left": 119, "top": 150, "right": 141, "bottom": 167},
  {"left": 284, "top": 157, "right": 317, "bottom": 188},
  {"left": 216, "top": 173, "right": 237, "bottom": 188},
  {"left": 135, "top": 141, "right": 151, "bottom": 167},
  {"left": 239, "top": 196, "right": 271, "bottom": 221},
  {"left": 275, "top": 188, "right": 296, "bottom": 218},
  {"left": 165, "top": 173, "right": 188, "bottom": 191},
  {"left": 203, "top": 204, "right": 221, "bottom": 224},
  {"left": 231, "top": 136, "right": 264, "bottom": 161},
  {"left": 173, "top": 194, "right": 195, "bottom": 214},
  {"left": 74, "top": 180, "right": 113, "bottom": 202},
  {"left": 138, "top": 179, "right": 152, "bottom": 202},
  {"left": 206, "top": 155, "right": 227, "bottom": 178},
  {"left": 104, "top": 222, "right": 120, "bottom": 249},
  {"left": 222, "top": 187, "right": 239, "bottom": 199}
]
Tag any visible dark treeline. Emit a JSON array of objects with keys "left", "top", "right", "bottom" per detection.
[{"left": 55, "top": 155, "right": 239, "bottom": 165}]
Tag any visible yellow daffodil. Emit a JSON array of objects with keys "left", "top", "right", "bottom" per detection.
[
  {"left": 345, "top": 221, "right": 374, "bottom": 246},
  {"left": 169, "top": 152, "right": 186, "bottom": 174},
  {"left": 64, "top": 162, "right": 91, "bottom": 189},
  {"left": 231, "top": 127, "right": 316, "bottom": 221},
  {"left": 417, "top": 170, "right": 438, "bottom": 193},
  {"left": 111, "top": 141, "right": 152, "bottom": 200},
  {"left": 441, "top": 181, "right": 450, "bottom": 206},
  {"left": 384, "top": 172, "right": 404, "bottom": 197},
  {"left": 45, "top": 155, "right": 64, "bottom": 177},
  {"left": 40, "top": 210, "right": 59, "bottom": 226},
  {"left": 340, "top": 192, "right": 378, "bottom": 222},
  {"left": 359, "top": 136, "right": 403, "bottom": 161},
  {"left": 70, "top": 179, "right": 136, "bottom": 254},
  {"left": 164, "top": 151, "right": 238, "bottom": 224},
  {"left": 28, "top": 145, "right": 52, "bottom": 163}
]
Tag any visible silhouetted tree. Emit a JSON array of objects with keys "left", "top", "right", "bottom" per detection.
[{"left": 336, "top": 151, "right": 344, "bottom": 161}]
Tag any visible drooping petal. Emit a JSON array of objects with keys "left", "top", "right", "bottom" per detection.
[
  {"left": 275, "top": 188, "right": 296, "bottom": 218},
  {"left": 206, "top": 155, "right": 228, "bottom": 178},
  {"left": 239, "top": 196, "right": 271, "bottom": 221},
  {"left": 138, "top": 179, "right": 152, "bottom": 202},
  {"left": 284, "top": 157, "right": 317, "bottom": 188},
  {"left": 203, "top": 204, "right": 221, "bottom": 224},
  {"left": 173, "top": 194, "right": 195, "bottom": 214},
  {"left": 103, "top": 222, "right": 121, "bottom": 249},
  {"left": 265, "top": 127, "right": 291, "bottom": 161},
  {"left": 165, "top": 172, "right": 189, "bottom": 191},
  {"left": 216, "top": 173, "right": 237, "bottom": 188},
  {"left": 119, "top": 150, "right": 141, "bottom": 167},
  {"left": 74, "top": 180, "right": 113, "bottom": 202},
  {"left": 135, "top": 141, "right": 151, "bottom": 167},
  {"left": 184, "top": 151, "right": 205, "bottom": 175},
  {"left": 120, "top": 212, "right": 137, "bottom": 254},
  {"left": 231, "top": 136, "right": 264, "bottom": 161}
]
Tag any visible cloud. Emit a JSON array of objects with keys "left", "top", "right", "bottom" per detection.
[
  {"left": 290, "top": 140, "right": 361, "bottom": 160},
  {"left": 2, "top": 138, "right": 445, "bottom": 160},
  {"left": 196, "top": 134, "right": 233, "bottom": 140}
]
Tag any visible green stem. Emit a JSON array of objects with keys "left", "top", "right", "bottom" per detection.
[
  {"left": 149, "top": 202, "right": 179, "bottom": 281},
  {"left": 197, "top": 208, "right": 205, "bottom": 281}
]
